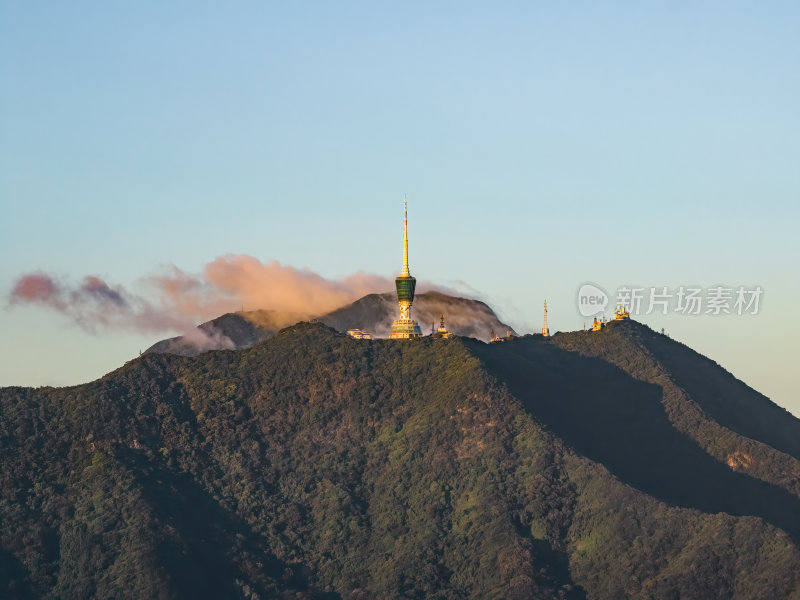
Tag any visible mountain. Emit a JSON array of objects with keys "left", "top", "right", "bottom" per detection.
[
  {"left": 2, "top": 320, "right": 800, "bottom": 599},
  {"left": 145, "top": 309, "right": 298, "bottom": 356},
  {"left": 144, "top": 291, "right": 515, "bottom": 356}
]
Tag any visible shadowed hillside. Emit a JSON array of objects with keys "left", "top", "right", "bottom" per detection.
[
  {"left": 469, "top": 336, "right": 800, "bottom": 545},
  {"left": 2, "top": 322, "right": 799, "bottom": 599},
  {"left": 638, "top": 329, "right": 800, "bottom": 460},
  {"left": 550, "top": 320, "right": 800, "bottom": 499}
]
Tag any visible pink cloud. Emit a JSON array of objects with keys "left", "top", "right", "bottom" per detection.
[{"left": 7, "top": 255, "right": 455, "bottom": 335}]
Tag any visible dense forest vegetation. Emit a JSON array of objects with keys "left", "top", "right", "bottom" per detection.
[{"left": 2, "top": 321, "right": 799, "bottom": 599}]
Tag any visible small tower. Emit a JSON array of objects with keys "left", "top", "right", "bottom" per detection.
[
  {"left": 541, "top": 300, "right": 550, "bottom": 337},
  {"left": 434, "top": 314, "right": 452, "bottom": 339},
  {"left": 591, "top": 317, "right": 603, "bottom": 332}
]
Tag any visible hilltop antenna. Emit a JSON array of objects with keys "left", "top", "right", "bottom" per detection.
[{"left": 542, "top": 300, "right": 550, "bottom": 337}]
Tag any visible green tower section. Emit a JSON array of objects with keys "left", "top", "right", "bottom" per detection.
[{"left": 395, "top": 276, "right": 416, "bottom": 305}]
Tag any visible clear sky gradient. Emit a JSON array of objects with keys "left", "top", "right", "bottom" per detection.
[{"left": 1, "top": 2, "right": 799, "bottom": 414}]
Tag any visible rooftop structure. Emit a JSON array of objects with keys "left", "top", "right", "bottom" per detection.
[
  {"left": 347, "top": 329, "right": 371, "bottom": 340},
  {"left": 490, "top": 328, "right": 516, "bottom": 343}
]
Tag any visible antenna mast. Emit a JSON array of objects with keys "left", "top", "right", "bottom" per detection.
[
  {"left": 401, "top": 194, "right": 410, "bottom": 277},
  {"left": 542, "top": 300, "right": 550, "bottom": 337}
]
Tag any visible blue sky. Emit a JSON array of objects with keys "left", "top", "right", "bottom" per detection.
[{"left": 1, "top": 2, "right": 799, "bottom": 414}]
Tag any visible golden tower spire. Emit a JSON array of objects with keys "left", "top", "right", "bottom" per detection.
[{"left": 401, "top": 193, "right": 410, "bottom": 277}]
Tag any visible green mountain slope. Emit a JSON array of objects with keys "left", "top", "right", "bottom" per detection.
[{"left": 2, "top": 322, "right": 799, "bottom": 599}]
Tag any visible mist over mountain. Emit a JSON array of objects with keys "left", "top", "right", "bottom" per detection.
[
  {"left": 319, "top": 291, "right": 515, "bottom": 339},
  {"left": 144, "top": 291, "right": 515, "bottom": 356},
  {"left": 145, "top": 309, "right": 303, "bottom": 357},
  {"left": 2, "top": 319, "right": 799, "bottom": 599}
]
